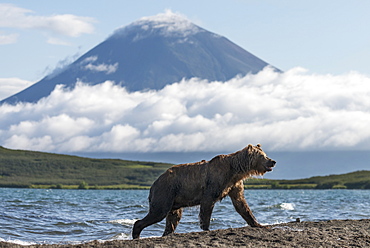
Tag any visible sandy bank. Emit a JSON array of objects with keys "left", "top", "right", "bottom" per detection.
[{"left": 1, "top": 219, "right": 369, "bottom": 248}]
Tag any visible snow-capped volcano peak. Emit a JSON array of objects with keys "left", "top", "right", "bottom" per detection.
[
  {"left": 1, "top": 11, "right": 279, "bottom": 105},
  {"left": 113, "top": 10, "right": 202, "bottom": 38}
]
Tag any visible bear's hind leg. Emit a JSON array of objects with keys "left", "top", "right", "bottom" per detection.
[
  {"left": 199, "top": 198, "right": 216, "bottom": 231},
  {"left": 162, "top": 208, "right": 183, "bottom": 236},
  {"left": 132, "top": 210, "right": 168, "bottom": 239},
  {"left": 132, "top": 194, "right": 175, "bottom": 239}
]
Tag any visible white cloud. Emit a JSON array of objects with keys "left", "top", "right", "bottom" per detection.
[
  {"left": 0, "top": 3, "right": 95, "bottom": 37},
  {"left": 1, "top": 67, "right": 370, "bottom": 154},
  {"left": 0, "top": 32, "right": 18, "bottom": 45},
  {"left": 0, "top": 78, "right": 33, "bottom": 100},
  {"left": 82, "top": 56, "right": 98, "bottom": 63},
  {"left": 46, "top": 37, "right": 72, "bottom": 46},
  {"left": 80, "top": 56, "right": 118, "bottom": 74},
  {"left": 84, "top": 63, "right": 119, "bottom": 74}
]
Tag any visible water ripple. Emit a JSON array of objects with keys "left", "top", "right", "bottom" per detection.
[{"left": 0, "top": 189, "right": 369, "bottom": 244}]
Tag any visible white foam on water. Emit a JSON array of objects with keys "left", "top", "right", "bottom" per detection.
[
  {"left": 280, "top": 203, "right": 295, "bottom": 210},
  {"left": 260, "top": 220, "right": 286, "bottom": 226},
  {"left": 106, "top": 232, "right": 131, "bottom": 241},
  {"left": 106, "top": 219, "right": 137, "bottom": 225},
  {"left": 0, "top": 237, "right": 36, "bottom": 246},
  {"left": 0, "top": 237, "right": 100, "bottom": 246}
]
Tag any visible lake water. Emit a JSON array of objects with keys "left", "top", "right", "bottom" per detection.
[{"left": 1, "top": 188, "right": 369, "bottom": 245}]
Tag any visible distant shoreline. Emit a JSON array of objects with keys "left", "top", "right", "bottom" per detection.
[
  {"left": 1, "top": 183, "right": 370, "bottom": 190},
  {"left": 1, "top": 219, "right": 369, "bottom": 247},
  {"left": 1, "top": 185, "right": 370, "bottom": 190}
]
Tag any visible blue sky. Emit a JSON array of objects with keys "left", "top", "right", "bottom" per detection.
[{"left": 1, "top": 1, "right": 370, "bottom": 87}]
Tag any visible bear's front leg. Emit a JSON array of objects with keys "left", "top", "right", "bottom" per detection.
[{"left": 228, "top": 181, "right": 265, "bottom": 228}]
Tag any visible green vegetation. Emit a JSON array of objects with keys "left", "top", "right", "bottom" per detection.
[
  {"left": 244, "top": 170, "right": 370, "bottom": 189},
  {"left": 0, "top": 146, "right": 171, "bottom": 189},
  {"left": 1, "top": 146, "right": 369, "bottom": 189}
]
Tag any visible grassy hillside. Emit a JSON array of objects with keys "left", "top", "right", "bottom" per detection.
[
  {"left": 0, "top": 146, "right": 172, "bottom": 189},
  {"left": 1, "top": 146, "right": 369, "bottom": 189},
  {"left": 244, "top": 170, "right": 370, "bottom": 189}
]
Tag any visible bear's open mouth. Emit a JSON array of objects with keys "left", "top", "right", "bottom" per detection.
[
  {"left": 264, "top": 165, "right": 273, "bottom": 172},
  {"left": 264, "top": 161, "right": 276, "bottom": 172}
]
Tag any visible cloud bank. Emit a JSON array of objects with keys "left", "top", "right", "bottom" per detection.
[{"left": 1, "top": 67, "right": 370, "bottom": 154}]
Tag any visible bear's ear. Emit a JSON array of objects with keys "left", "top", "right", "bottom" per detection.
[{"left": 256, "top": 144, "right": 262, "bottom": 148}]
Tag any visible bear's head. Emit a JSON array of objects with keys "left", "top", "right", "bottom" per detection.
[{"left": 248, "top": 144, "right": 276, "bottom": 175}]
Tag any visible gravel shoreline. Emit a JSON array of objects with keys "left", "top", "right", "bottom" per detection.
[{"left": 1, "top": 219, "right": 369, "bottom": 248}]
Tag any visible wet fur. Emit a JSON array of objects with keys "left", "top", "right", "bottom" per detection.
[{"left": 132, "top": 144, "right": 276, "bottom": 239}]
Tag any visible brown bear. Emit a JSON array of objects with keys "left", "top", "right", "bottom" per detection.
[{"left": 132, "top": 144, "right": 276, "bottom": 239}]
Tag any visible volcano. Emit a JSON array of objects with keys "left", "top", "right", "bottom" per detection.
[{"left": 1, "top": 11, "right": 279, "bottom": 105}]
